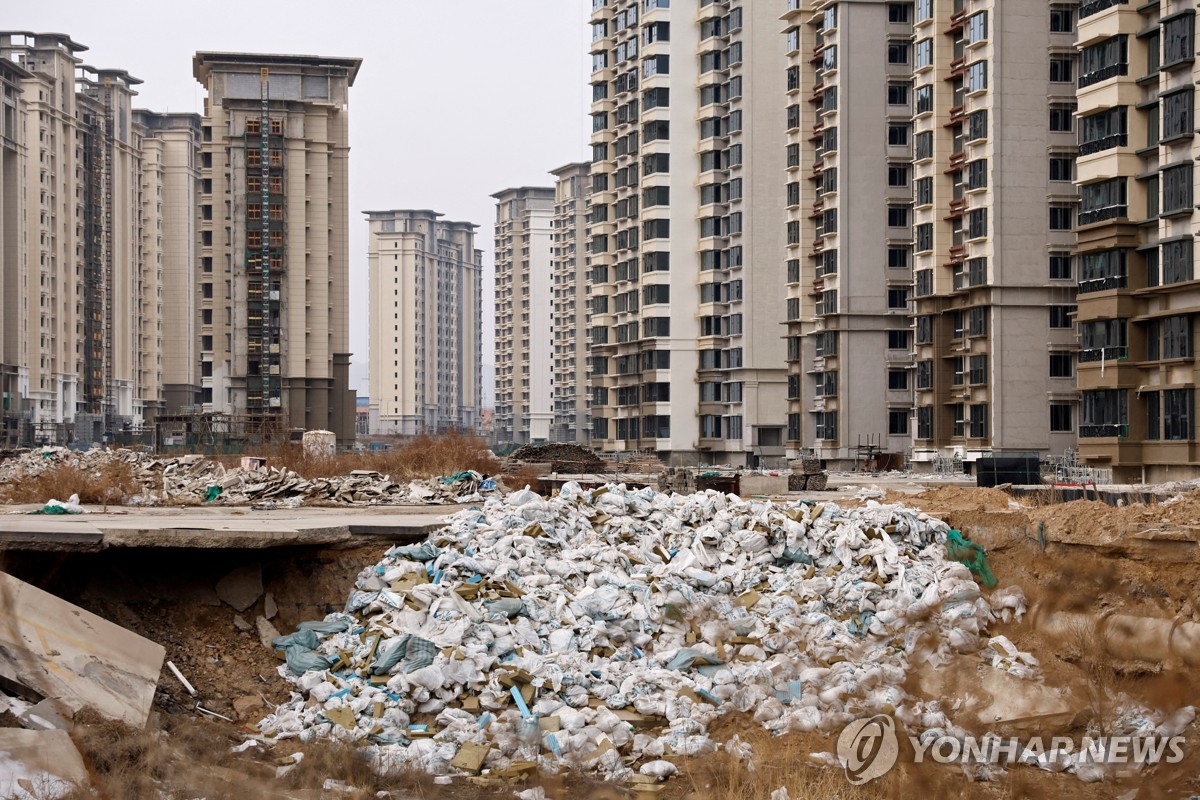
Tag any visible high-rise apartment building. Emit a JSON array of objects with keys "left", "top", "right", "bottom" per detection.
[
  {"left": 1073, "top": 1, "right": 1200, "bottom": 482},
  {"left": 587, "top": 0, "right": 788, "bottom": 465},
  {"left": 0, "top": 57, "right": 27, "bottom": 445},
  {"left": 193, "top": 52, "right": 360, "bottom": 444},
  {"left": 365, "top": 209, "right": 483, "bottom": 435},
  {"left": 550, "top": 162, "right": 592, "bottom": 444},
  {"left": 783, "top": 0, "right": 917, "bottom": 465},
  {"left": 135, "top": 110, "right": 202, "bottom": 414},
  {"left": 493, "top": 186, "right": 555, "bottom": 444},
  {"left": 905, "top": 0, "right": 1079, "bottom": 468}
]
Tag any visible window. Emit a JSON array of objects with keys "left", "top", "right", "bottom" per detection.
[
  {"left": 967, "top": 306, "right": 988, "bottom": 336},
  {"left": 889, "top": 247, "right": 911, "bottom": 269},
  {"left": 1049, "top": 205, "right": 1075, "bottom": 230},
  {"left": 915, "top": 39, "right": 932, "bottom": 69},
  {"left": 1049, "top": 56, "right": 1074, "bottom": 83},
  {"left": 887, "top": 330, "right": 911, "bottom": 350},
  {"left": 643, "top": 219, "right": 670, "bottom": 240},
  {"left": 916, "top": 362, "right": 933, "bottom": 389},
  {"left": 916, "top": 0, "right": 931, "bottom": 21},
  {"left": 1050, "top": 352, "right": 1073, "bottom": 378},
  {"left": 888, "top": 164, "right": 910, "bottom": 187},
  {"left": 915, "top": 177, "right": 933, "bottom": 206},
  {"left": 888, "top": 125, "right": 910, "bottom": 146},
  {"left": 1081, "top": 390, "right": 1128, "bottom": 437},
  {"left": 888, "top": 370, "right": 909, "bottom": 390},
  {"left": 1162, "top": 88, "right": 1193, "bottom": 140},
  {"left": 1050, "top": 6, "right": 1074, "bottom": 33},
  {"left": 916, "top": 223, "right": 933, "bottom": 252},
  {"left": 1079, "top": 36, "right": 1128, "bottom": 87},
  {"left": 1050, "top": 252, "right": 1073, "bottom": 280},
  {"left": 1162, "top": 315, "right": 1192, "bottom": 359},
  {"left": 887, "top": 206, "right": 910, "bottom": 227},
  {"left": 1146, "top": 392, "right": 1161, "bottom": 441},
  {"left": 887, "top": 287, "right": 910, "bottom": 309},
  {"left": 1164, "top": 389, "right": 1194, "bottom": 440},
  {"left": 966, "top": 12, "right": 988, "bottom": 44},
  {"left": 915, "top": 131, "right": 933, "bottom": 160},
  {"left": 968, "top": 208, "right": 988, "bottom": 239},
  {"left": 915, "top": 269, "right": 933, "bottom": 297},
  {"left": 1079, "top": 106, "right": 1127, "bottom": 154},
  {"left": 889, "top": 41, "right": 911, "bottom": 65},
  {"left": 888, "top": 410, "right": 909, "bottom": 436},
  {"left": 969, "top": 404, "right": 988, "bottom": 439},
  {"left": 888, "top": 3, "right": 911, "bottom": 23},
  {"left": 966, "top": 61, "right": 987, "bottom": 92},
  {"left": 888, "top": 83, "right": 910, "bottom": 105},
  {"left": 1162, "top": 163, "right": 1193, "bottom": 215},
  {"left": 814, "top": 412, "right": 839, "bottom": 441},
  {"left": 643, "top": 54, "right": 670, "bottom": 76},
  {"left": 915, "top": 85, "right": 933, "bottom": 114},
  {"left": 1162, "top": 238, "right": 1194, "bottom": 284},
  {"left": 1050, "top": 404, "right": 1074, "bottom": 433},
  {"left": 1079, "top": 249, "right": 1127, "bottom": 292},
  {"left": 968, "top": 355, "right": 988, "bottom": 386},
  {"left": 1078, "top": 177, "right": 1126, "bottom": 225},
  {"left": 1049, "top": 156, "right": 1074, "bottom": 182},
  {"left": 1049, "top": 305, "right": 1074, "bottom": 328},
  {"left": 642, "top": 317, "right": 670, "bottom": 337},
  {"left": 916, "top": 407, "right": 933, "bottom": 440},
  {"left": 967, "top": 159, "right": 987, "bottom": 190},
  {"left": 968, "top": 109, "right": 989, "bottom": 140},
  {"left": 1162, "top": 13, "right": 1195, "bottom": 68},
  {"left": 1079, "top": 319, "right": 1127, "bottom": 358}
]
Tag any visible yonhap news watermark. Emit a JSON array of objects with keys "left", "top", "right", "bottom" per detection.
[{"left": 836, "top": 715, "right": 1187, "bottom": 785}]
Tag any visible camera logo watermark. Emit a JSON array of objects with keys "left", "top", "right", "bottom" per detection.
[
  {"left": 837, "top": 715, "right": 899, "bottom": 785},
  {"left": 837, "top": 716, "right": 1186, "bottom": 784}
]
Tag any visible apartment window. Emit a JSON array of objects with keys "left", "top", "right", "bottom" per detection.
[
  {"left": 821, "top": 127, "right": 838, "bottom": 153},
  {"left": 888, "top": 410, "right": 910, "bottom": 436},
  {"left": 889, "top": 41, "right": 911, "bottom": 65},
  {"left": 888, "top": 369, "right": 909, "bottom": 390},
  {"left": 642, "top": 317, "right": 670, "bottom": 337},
  {"left": 915, "top": 85, "right": 933, "bottom": 114},
  {"left": 1162, "top": 315, "right": 1192, "bottom": 359},
  {"left": 1164, "top": 389, "right": 1195, "bottom": 440},
  {"left": 916, "top": 407, "right": 933, "bottom": 440},
  {"left": 645, "top": 20, "right": 671, "bottom": 44},
  {"left": 1161, "top": 89, "right": 1193, "bottom": 140},
  {"left": 202, "top": 283, "right": 214, "bottom": 299},
  {"left": 888, "top": 124, "right": 910, "bottom": 146},
  {"left": 889, "top": 2, "right": 912, "bottom": 23},
  {"left": 915, "top": 131, "right": 933, "bottom": 160},
  {"left": 1050, "top": 352, "right": 1073, "bottom": 378},
  {"left": 1049, "top": 252, "right": 1073, "bottom": 280},
  {"left": 1049, "top": 205, "right": 1075, "bottom": 230},
  {"left": 968, "top": 109, "right": 989, "bottom": 140},
  {"left": 950, "top": 357, "right": 965, "bottom": 385},
  {"left": 1081, "top": 390, "right": 1128, "bottom": 437},
  {"left": 1050, "top": 6, "right": 1074, "bottom": 33},
  {"left": 1049, "top": 56, "right": 1074, "bottom": 83},
  {"left": 968, "top": 355, "right": 988, "bottom": 385},
  {"left": 888, "top": 165, "right": 910, "bottom": 187},
  {"left": 1162, "top": 13, "right": 1195, "bottom": 68},
  {"left": 915, "top": 39, "right": 932, "bottom": 69},
  {"left": 915, "top": 315, "right": 933, "bottom": 345},
  {"left": 1162, "top": 163, "right": 1193, "bottom": 216},
  {"left": 1162, "top": 238, "right": 1193, "bottom": 284},
  {"left": 1147, "top": 392, "right": 1161, "bottom": 441},
  {"left": 643, "top": 219, "right": 669, "bottom": 240},
  {"left": 888, "top": 83, "right": 910, "bottom": 105},
  {"left": 1079, "top": 36, "right": 1128, "bottom": 87},
  {"left": 887, "top": 287, "right": 910, "bottom": 309},
  {"left": 643, "top": 54, "right": 670, "bottom": 77},
  {"left": 966, "top": 12, "right": 988, "bottom": 44},
  {"left": 915, "top": 269, "right": 933, "bottom": 297},
  {"left": 1049, "top": 156, "right": 1074, "bottom": 182},
  {"left": 916, "top": 362, "right": 933, "bottom": 389},
  {"left": 969, "top": 404, "right": 988, "bottom": 439},
  {"left": 644, "top": 251, "right": 670, "bottom": 272},
  {"left": 1050, "top": 404, "right": 1073, "bottom": 433},
  {"left": 1079, "top": 249, "right": 1127, "bottom": 292},
  {"left": 914, "top": 176, "right": 933, "bottom": 206},
  {"left": 1079, "top": 106, "right": 1127, "bottom": 154},
  {"left": 643, "top": 186, "right": 670, "bottom": 208},
  {"left": 966, "top": 159, "right": 987, "bottom": 190},
  {"left": 968, "top": 209, "right": 988, "bottom": 239},
  {"left": 887, "top": 207, "right": 910, "bottom": 228},
  {"left": 966, "top": 61, "right": 988, "bottom": 93},
  {"left": 888, "top": 330, "right": 911, "bottom": 350},
  {"left": 1080, "top": 319, "right": 1128, "bottom": 358},
  {"left": 916, "top": 223, "right": 933, "bottom": 253},
  {"left": 888, "top": 247, "right": 911, "bottom": 269},
  {"left": 967, "top": 306, "right": 988, "bottom": 336},
  {"left": 1049, "top": 305, "right": 1074, "bottom": 329}
]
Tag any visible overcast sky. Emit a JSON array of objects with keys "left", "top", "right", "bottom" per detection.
[{"left": 6, "top": 0, "right": 593, "bottom": 405}]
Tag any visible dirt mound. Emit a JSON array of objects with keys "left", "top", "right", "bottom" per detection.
[
  {"left": 908, "top": 485, "right": 1020, "bottom": 512},
  {"left": 509, "top": 442, "right": 604, "bottom": 472},
  {"left": 1030, "top": 488, "right": 1200, "bottom": 545}
]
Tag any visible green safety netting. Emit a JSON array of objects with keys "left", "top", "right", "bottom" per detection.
[{"left": 945, "top": 529, "right": 997, "bottom": 588}]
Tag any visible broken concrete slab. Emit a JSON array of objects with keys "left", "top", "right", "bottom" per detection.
[
  {"left": 0, "top": 728, "right": 90, "bottom": 798},
  {"left": 917, "top": 659, "right": 1076, "bottom": 733},
  {"left": 234, "top": 615, "right": 252, "bottom": 632},
  {"left": 233, "top": 695, "right": 265, "bottom": 720},
  {"left": 264, "top": 592, "right": 278, "bottom": 620},
  {"left": 17, "top": 698, "right": 73, "bottom": 731},
  {"left": 0, "top": 570, "right": 165, "bottom": 727},
  {"left": 216, "top": 564, "right": 263, "bottom": 612},
  {"left": 257, "top": 616, "right": 281, "bottom": 652}
]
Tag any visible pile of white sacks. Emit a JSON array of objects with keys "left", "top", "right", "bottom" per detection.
[{"left": 255, "top": 483, "right": 1019, "bottom": 780}]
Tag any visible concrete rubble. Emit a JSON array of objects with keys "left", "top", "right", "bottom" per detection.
[
  {"left": 0, "top": 447, "right": 496, "bottom": 507},
  {"left": 252, "top": 482, "right": 1069, "bottom": 782}
]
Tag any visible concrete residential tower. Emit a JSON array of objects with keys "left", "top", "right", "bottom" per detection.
[
  {"left": 493, "top": 186, "right": 555, "bottom": 445},
  {"left": 550, "top": 162, "right": 593, "bottom": 444},
  {"left": 193, "top": 52, "right": 360, "bottom": 444},
  {"left": 365, "top": 209, "right": 483, "bottom": 436},
  {"left": 587, "top": 0, "right": 789, "bottom": 465}
]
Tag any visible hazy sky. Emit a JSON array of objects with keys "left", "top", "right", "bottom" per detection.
[{"left": 5, "top": 0, "right": 593, "bottom": 404}]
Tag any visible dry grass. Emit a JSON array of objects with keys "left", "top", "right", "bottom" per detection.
[
  {"left": 503, "top": 464, "right": 548, "bottom": 493},
  {"left": 0, "top": 460, "right": 141, "bottom": 506},
  {"left": 220, "top": 430, "right": 499, "bottom": 481}
]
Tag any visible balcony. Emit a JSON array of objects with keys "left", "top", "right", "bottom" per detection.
[
  {"left": 1079, "top": 423, "right": 1128, "bottom": 438},
  {"left": 1079, "top": 0, "right": 1127, "bottom": 20},
  {"left": 1078, "top": 133, "right": 1127, "bottom": 156},
  {"left": 1078, "top": 274, "right": 1127, "bottom": 294},
  {"left": 1078, "top": 345, "right": 1128, "bottom": 363},
  {"left": 1078, "top": 204, "right": 1127, "bottom": 226}
]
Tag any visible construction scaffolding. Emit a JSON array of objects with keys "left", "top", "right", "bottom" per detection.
[
  {"left": 243, "top": 68, "right": 284, "bottom": 431},
  {"left": 156, "top": 407, "right": 293, "bottom": 452}
]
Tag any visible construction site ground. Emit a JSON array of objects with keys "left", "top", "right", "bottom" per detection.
[{"left": 3, "top": 475, "right": 1200, "bottom": 799}]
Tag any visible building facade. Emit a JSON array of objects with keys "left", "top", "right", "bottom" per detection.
[
  {"left": 193, "top": 52, "right": 359, "bottom": 444},
  {"left": 1074, "top": 0, "right": 1200, "bottom": 482},
  {"left": 550, "top": 162, "right": 592, "bottom": 444},
  {"left": 587, "top": 0, "right": 789, "bottom": 466},
  {"left": 365, "top": 209, "right": 483, "bottom": 436},
  {"left": 783, "top": 0, "right": 918, "bottom": 466},
  {"left": 493, "top": 186, "right": 555, "bottom": 444}
]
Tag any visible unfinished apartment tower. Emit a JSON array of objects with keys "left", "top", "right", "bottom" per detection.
[
  {"left": 193, "top": 52, "right": 360, "bottom": 445},
  {"left": 550, "top": 162, "right": 593, "bottom": 445}
]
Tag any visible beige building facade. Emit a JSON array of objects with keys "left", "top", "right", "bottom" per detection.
[
  {"left": 550, "top": 162, "right": 592, "bottom": 444},
  {"left": 365, "top": 209, "right": 482, "bottom": 436},
  {"left": 587, "top": 0, "right": 789, "bottom": 466},
  {"left": 193, "top": 52, "right": 359, "bottom": 444},
  {"left": 493, "top": 186, "right": 555, "bottom": 445}
]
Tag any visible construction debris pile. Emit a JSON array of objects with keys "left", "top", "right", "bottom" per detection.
[
  {"left": 0, "top": 447, "right": 495, "bottom": 507},
  {"left": 507, "top": 443, "right": 605, "bottom": 474},
  {"left": 254, "top": 482, "right": 1021, "bottom": 781},
  {"left": 789, "top": 457, "right": 829, "bottom": 492}
]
